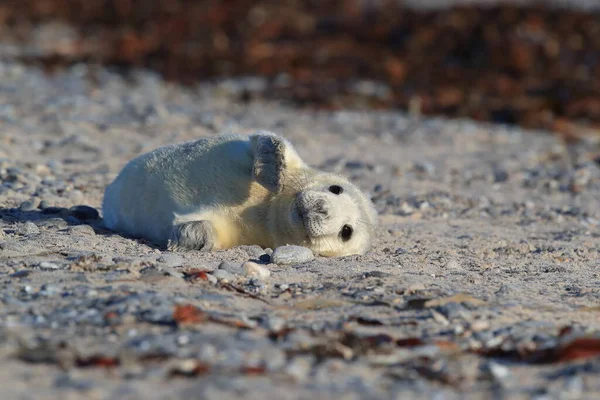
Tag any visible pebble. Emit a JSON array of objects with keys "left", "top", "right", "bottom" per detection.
[
  {"left": 157, "top": 253, "right": 183, "bottom": 267},
  {"left": 39, "top": 261, "right": 60, "bottom": 270},
  {"left": 218, "top": 261, "right": 243, "bottom": 274},
  {"left": 399, "top": 202, "right": 415, "bottom": 216},
  {"left": 205, "top": 274, "right": 218, "bottom": 285},
  {"left": 69, "top": 205, "right": 100, "bottom": 221},
  {"left": 242, "top": 261, "right": 271, "bottom": 279},
  {"left": 493, "top": 169, "right": 509, "bottom": 183},
  {"left": 10, "top": 270, "right": 31, "bottom": 278},
  {"left": 17, "top": 222, "right": 40, "bottom": 235},
  {"left": 211, "top": 269, "right": 236, "bottom": 282},
  {"left": 67, "top": 224, "right": 96, "bottom": 236},
  {"left": 443, "top": 259, "right": 461, "bottom": 269},
  {"left": 487, "top": 361, "right": 510, "bottom": 381},
  {"left": 35, "top": 164, "right": 51, "bottom": 176},
  {"left": 19, "top": 199, "right": 40, "bottom": 212},
  {"left": 40, "top": 218, "right": 69, "bottom": 230},
  {"left": 54, "top": 374, "right": 94, "bottom": 391},
  {"left": 240, "top": 245, "right": 266, "bottom": 258},
  {"left": 271, "top": 245, "right": 314, "bottom": 265},
  {"left": 262, "top": 315, "right": 286, "bottom": 331},
  {"left": 413, "top": 161, "right": 435, "bottom": 175},
  {"left": 435, "top": 302, "right": 470, "bottom": 320},
  {"left": 284, "top": 357, "right": 313, "bottom": 381},
  {"left": 156, "top": 266, "right": 184, "bottom": 279},
  {"left": 38, "top": 200, "right": 50, "bottom": 210}
]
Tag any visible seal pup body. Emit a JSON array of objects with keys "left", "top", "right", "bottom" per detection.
[{"left": 103, "top": 132, "right": 377, "bottom": 256}]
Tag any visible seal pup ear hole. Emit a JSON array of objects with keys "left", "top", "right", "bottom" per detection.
[
  {"left": 329, "top": 185, "right": 344, "bottom": 195},
  {"left": 340, "top": 224, "right": 353, "bottom": 241}
]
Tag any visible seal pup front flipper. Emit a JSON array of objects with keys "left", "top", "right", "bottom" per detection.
[{"left": 250, "top": 131, "right": 306, "bottom": 193}]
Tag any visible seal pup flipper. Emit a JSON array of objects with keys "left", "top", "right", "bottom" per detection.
[
  {"left": 250, "top": 131, "right": 305, "bottom": 192},
  {"left": 167, "top": 220, "right": 216, "bottom": 251}
]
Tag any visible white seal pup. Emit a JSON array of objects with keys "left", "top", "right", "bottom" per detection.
[{"left": 102, "top": 131, "right": 378, "bottom": 256}]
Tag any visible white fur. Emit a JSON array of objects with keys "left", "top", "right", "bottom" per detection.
[{"left": 102, "top": 132, "right": 378, "bottom": 256}]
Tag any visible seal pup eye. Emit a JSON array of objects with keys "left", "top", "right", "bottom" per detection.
[
  {"left": 329, "top": 185, "right": 343, "bottom": 195},
  {"left": 340, "top": 225, "right": 353, "bottom": 241}
]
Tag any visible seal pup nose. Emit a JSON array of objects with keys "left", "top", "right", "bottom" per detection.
[
  {"left": 297, "top": 193, "right": 330, "bottom": 221},
  {"left": 312, "top": 198, "right": 329, "bottom": 217}
]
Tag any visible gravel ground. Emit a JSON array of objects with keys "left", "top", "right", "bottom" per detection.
[{"left": 0, "top": 62, "right": 600, "bottom": 399}]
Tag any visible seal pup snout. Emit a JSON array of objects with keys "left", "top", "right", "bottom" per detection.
[{"left": 295, "top": 191, "right": 339, "bottom": 237}]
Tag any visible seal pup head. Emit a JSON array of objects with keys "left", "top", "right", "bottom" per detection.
[{"left": 270, "top": 170, "right": 378, "bottom": 257}]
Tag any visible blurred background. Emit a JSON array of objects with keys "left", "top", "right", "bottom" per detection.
[{"left": 0, "top": 0, "right": 599, "bottom": 142}]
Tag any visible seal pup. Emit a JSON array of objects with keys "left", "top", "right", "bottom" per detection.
[{"left": 102, "top": 131, "right": 377, "bottom": 256}]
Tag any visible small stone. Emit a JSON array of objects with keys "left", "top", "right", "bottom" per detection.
[
  {"left": 54, "top": 374, "right": 94, "bottom": 391},
  {"left": 40, "top": 218, "right": 68, "bottom": 229},
  {"left": 487, "top": 361, "right": 510, "bottom": 381},
  {"left": 177, "top": 335, "right": 190, "bottom": 346},
  {"left": 19, "top": 199, "right": 40, "bottom": 212},
  {"left": 435, "top": 303, "right": 469, "bottom": 320},
  {"left": 413, "top": 161, "right": 435, "bottom": 175},
  {"left": 495, "top": 284, "right": 522, "bottom": 298},
  {"left": 218, "top": 261, "right": 243, "bottom": 274},
  {"left": 69, "top": 205, "right": 99, "bottom": 221},
  {"left": 243, "top": 261, "right": 271, "bottom": 279},
  {"left": 67, "top": 225, "right": 96, "bottom": 236},
  {"left": 35, "top": 164, "right": 51, "bottom": 176},
  {"left": 211, "top": 269, "right": 236, "bottom": 282},
  {"left": 399, "top": 202, "right": 414, "bottom": 216},
  {"left": 470, "top": 320, "right": 490, "bottom": 332},
  {"left": 39, "top": 261, "right": 60, "bottom": 270},
  {"left": 206, "top": 274, "right": 218, "bottom": 285},
  {"left": 38, "top": 200, "right": 50, "bottom": 210},
  {"left": 10, "top": 270, "right": 31, "bottom": 278},
  {"left": 159, "top": 266, "right": 184, "bottom": 279},
  {"left": 17, "top": 222, "right": 40, "bottom": 235},
  {"left": 272, "top": 245, "right": 314, "bottom": 265},
  {"left": 240, "top": 245, "right": 265, "bottom": 258},
  {"left": 173, "top": 359, "right": 201, "bottom": 375},
  {"left": 157, "top": 253, "right": 183, "bottom": 267},
  {"left": 493, "top": 169, "right": 509, "bottom": 183},
  {"left": 444, "top": 259, "right": 461, "bottom": 269},
  {"left": 262, "top": 315, "right": 286, "bottom": 331},
  {"left": 284, "top": 357, "right": 313, "bottom": 381}
]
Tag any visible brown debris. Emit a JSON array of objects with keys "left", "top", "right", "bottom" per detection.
[
  {"left": 556, "top": 338, "right": 600, "bottom": 363},
  {"left": 76, "top": 355, "right": 120, "bottom": 368},
  {"left": 478, "top": 335, "right": 600, "bottom": 364},
  {"left": 172, "top": 304, "right": 207, "bottom": 325},
  {"left": 182, "top": 269, "right": 210, "bottom": 282},
  {"left": 172, "top": 304, "right": 256, "bottom": 329}
]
